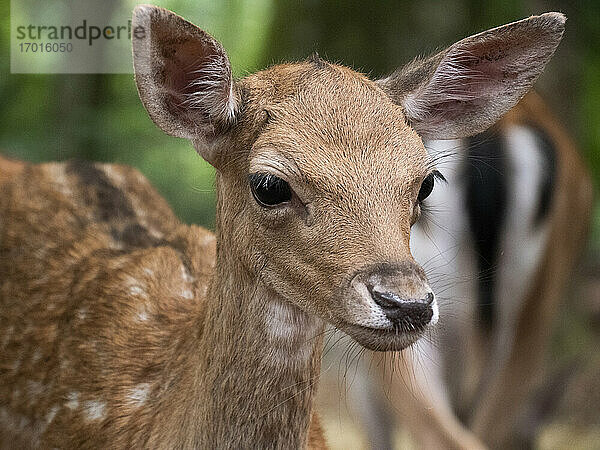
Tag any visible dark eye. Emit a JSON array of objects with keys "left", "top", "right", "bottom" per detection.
[
  {"left": 418, "top": 170, "right": 444, "bottom": 203},
  {"left": 249, "top": 173, "right": 292, "bottom": 207}
]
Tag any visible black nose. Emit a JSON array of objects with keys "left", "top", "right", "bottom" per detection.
[{"left": 368, "top": 286, "right": 434, "bottom": 328}]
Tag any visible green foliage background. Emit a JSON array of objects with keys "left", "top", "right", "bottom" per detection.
[{"left": 1, "top": 0, "right": 598, "bottom": 246}]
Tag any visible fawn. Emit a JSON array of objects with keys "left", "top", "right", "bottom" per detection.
[
  {"left": 354, "top": 92, "right": 593, "bottom": 450},
  {"left": 0, "top": 5, "right": 565, "bottom": 448}
]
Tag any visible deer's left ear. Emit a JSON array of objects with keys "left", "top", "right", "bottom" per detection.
[{"left": 377, "top": 13, "right": 565, "bottom": 140}]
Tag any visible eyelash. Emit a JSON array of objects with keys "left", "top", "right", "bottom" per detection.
[{"left": 248, "top": 172, "right": 293, "bottom": 207}]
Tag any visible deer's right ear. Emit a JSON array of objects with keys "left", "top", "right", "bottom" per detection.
[{"left": 132, "top": 5, "right": 238, "bottom": 164}]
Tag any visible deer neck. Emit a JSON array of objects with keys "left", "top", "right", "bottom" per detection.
[{"left": 173, "top": 239, "right": 325, "bottom": 448}]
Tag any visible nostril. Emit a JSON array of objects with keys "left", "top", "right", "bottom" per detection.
[
  {"left": 368, "top": 285, "right": 434, "bottom": 327},
  {"left": 368, "top": 285, "right": 403, "bottom": 310},
  {"left": 369, "top": 286, "right": 434, "bottom": 308}
]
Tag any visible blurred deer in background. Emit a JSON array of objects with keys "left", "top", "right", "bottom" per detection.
[
  {"left": 0, "top": 5, "right": 567, "bottom": 448},
  {"left": 354, "top": 92, "right": 592, "bottom": 449}
]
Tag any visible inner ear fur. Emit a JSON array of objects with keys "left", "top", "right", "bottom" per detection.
[
  {"left": 378, "top": 13, "right": 566, "bottom": 140},
  {"left": 132, "top": 5, "right": 238, "bottom": 143}
]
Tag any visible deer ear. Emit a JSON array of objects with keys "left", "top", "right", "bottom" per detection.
[
  {"left": 377, "top": 13, "right": 565, "bottom": 140},
  {"left": 132, "top": 5, "right": 238, "bottom": 163}
]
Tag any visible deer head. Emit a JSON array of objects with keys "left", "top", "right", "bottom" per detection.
[{"left": 132, "top": 5, "right": 564, "bottom": 351}]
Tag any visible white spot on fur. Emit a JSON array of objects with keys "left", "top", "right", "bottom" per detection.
[
  {"left": 266, "top": 302, "right": 298, "bottom": 340},
  {"left": 125, "top": 276, "right": 147, "bottom": 295},
  {"left": 65, "top": 392, "right": 79, "bottom": 410},
  {"left": 127, "top": 383, "right": 150, "bottom": 407},
  {"left": 83, "top": 400, "right": 106, "bottom": 421},
  {"left": 180, "top": 264, "right": 194, "bottom": 283},
  {"left": 46, "top": 405, "right": 59, "bottom": 424},
  {"left": 136, "top": 306, "right": 149, "bottom": 322},
  {"left": 77, "top": 307, "right": 88, "bottom": 320},
  {"left": 148, "top": 227, "right": 164, "bottom": 239},
  {"left": 31, "top": 349, "right": 42, "bottom": 363},
  {"left": 143, "top": 268, "right": 154, "bottom": 276},
  {"left": 129, "top": 285, "right": 146, "bottom": 296},
  {"left": 181, "top": 289, "right": 194, "bottom": 300},
  {"left": 264, "top": 300, "right": 320, "bottom": 341},
  {"left": 262, "top": 297, "right": 323, "bottom": 367}
]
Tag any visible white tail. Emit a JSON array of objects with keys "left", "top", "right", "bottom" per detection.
[{"left": 0, "top": 6, "right": 566, "bottom": 448}]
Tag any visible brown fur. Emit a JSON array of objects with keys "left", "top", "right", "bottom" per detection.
[
  {"left": 0, "top": 160, "right": 327, "bottom": 448},
  {"left": 0, "top": 6, "right": 567, "bottom": 448}
]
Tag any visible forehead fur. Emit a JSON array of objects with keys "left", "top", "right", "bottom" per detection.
[{"left": 240, "top": 59, "right": 429, "bottom": 188}]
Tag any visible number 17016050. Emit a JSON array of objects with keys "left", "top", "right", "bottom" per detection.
[{"left": 19, "top": 42, "right": 73, "bottom": 52}]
